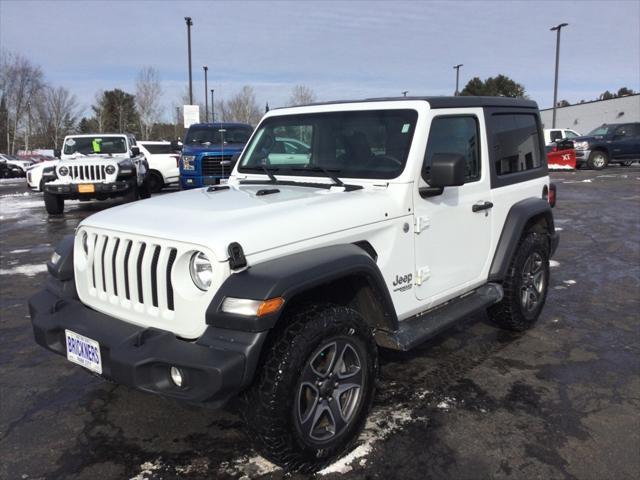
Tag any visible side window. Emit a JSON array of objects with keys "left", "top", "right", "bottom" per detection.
[
  {"left": 423, "top": 116, "right": 480, "bottom": 183},
  {"left": 613, "top": 125, "right": 631, "bottom": 138},
  {"left": 564, "top": 130, "right": 578, "bottom": 139},
  {"left": 491, "top": 114, "right": 542, "bottom": 176},
  {"left": 550, "top": 130, "right": 562, "bottom": 142}
]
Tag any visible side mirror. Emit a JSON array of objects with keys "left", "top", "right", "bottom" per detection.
[
  {"left": 53, "top": 149, "right": 61, "bottom": 159},
  {"left": 130, "top": 146, "right": 140, "bottom": 157},
  {"left": 170, "top": 140, "right": 182, "bottom": 152},
  {"left": 420, "top": 153, "right": 466, "bottom": 198}
]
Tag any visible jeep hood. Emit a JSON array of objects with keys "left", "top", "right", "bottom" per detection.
[{"left": 80, "top": 182, "right": 410, "bottom": 260}]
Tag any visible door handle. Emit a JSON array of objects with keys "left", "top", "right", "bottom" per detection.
[{"left": 472, "top": 201, "right": 493, "bottom": 212}]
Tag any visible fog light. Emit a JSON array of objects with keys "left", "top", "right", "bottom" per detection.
[
  {"left": 170, "top": 366, "right": 184, "bottom": 387},
  {"left": 50, "top": 251, "right": 61, "bottom": 265}
]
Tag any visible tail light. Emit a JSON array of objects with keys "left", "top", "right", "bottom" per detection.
[
  {"left": 543, "top": 183, "right": 557, "bottom": 207},
  {"left": 171, "top": 154, "right": 180, "bottom": 167}
]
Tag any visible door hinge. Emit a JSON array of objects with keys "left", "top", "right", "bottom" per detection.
[
  {"left": 415, "top": 266, "right": 431, "bottom": 286},
  {"left": 414, "top": 216, "right": 430, "bottom": 233}
]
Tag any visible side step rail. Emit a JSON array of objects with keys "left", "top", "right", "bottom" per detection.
[{"left": 375, "top": 283, "right": 503, "bottom": 351}]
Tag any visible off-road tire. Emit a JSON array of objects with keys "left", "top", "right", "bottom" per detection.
[
  {"left": 123, "top": 181, "right": 139, "bottom": 203},
  {"left": 488, "top": 232, "right": 550, "bottom": 331},
  {"left": 139, "top": 175, "right": 152, "bottom": 199},
  {"left": 148, "top": 171, "right": 164, "bottom": 193},
  {"left": 243, "top": 304, "right": 378, "bottom": 473},
  {"left": 44, "top": 192, "right": 64, "bottom": 215},
  {"left": 588, "top": 150, "right": 608, "bottom": 170}
]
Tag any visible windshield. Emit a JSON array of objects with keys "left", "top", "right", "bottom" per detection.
[
  {"left": 587, "top": 125, "right": 611, "bottom": 136},
  {"left": 140, "top": 143, "right": 174, "bottom": 154},
  {"left": 63, "top": 136, "right": 127, "bottom": 155},
  {"left": 238, "top": 109, "right": 418, "bottom": 180},
  {"left": 185, "top": 125, "right": 253, "bottom": 145}
]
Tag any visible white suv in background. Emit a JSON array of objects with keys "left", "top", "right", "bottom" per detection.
[{"left": 137, "top": 141, "right": 180, "bottom": 193}]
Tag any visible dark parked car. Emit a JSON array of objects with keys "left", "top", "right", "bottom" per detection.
[
  {"left": 572, "top": 122, "right": 640, "bottom": 169},
  {"left": 0, "top": 159, "right": 24, "bottom": 178}
]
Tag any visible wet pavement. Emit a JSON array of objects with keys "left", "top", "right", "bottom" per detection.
[{"left": 1, "top": 168, "right": 639, "bottom": 479}]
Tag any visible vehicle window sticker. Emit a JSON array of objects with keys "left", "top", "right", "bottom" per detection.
[
  {"left": 401, "top": 123, "right": 410, "bottom": 133},
  {"left": 92, "top": 138, "right": 102, "bottom": 153}
]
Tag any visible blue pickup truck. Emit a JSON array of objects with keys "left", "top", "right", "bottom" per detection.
[
  {"left": 573, "top": 122, "right": 640, "bottom": 170},
  {"left": 180, "top": 122, "right": 253, "bottom": 188}
]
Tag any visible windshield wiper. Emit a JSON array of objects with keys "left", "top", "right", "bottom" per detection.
[
  {"left": 242, "top": 165, "right": 279, "bottom": 182},
  {"left": 292, "top": 167, "right": 344, "bottom": 187}
]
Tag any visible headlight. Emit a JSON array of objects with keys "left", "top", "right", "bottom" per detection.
[
  {"left": 58, "top": 166, "right": 69, "bottom": 176},
  {"left": 105, "top": 164, "right": 116, "bottom": 175},
  {"left": 182, "top": 155, "right": 195, "bottom": 171},
  {"left": 573, "top": 141, "right": 589, "bottom": 150},
  {"left": 189, "top": 251, "right": 212, "bottom": 291}
]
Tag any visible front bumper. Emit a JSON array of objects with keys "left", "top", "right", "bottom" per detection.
[
  {"left": 44, "top": 181, "right": 130, "bottom": 196},
  {"left": 575, "top": 149, "right": 589, "bottom": 164},
  {"left": 29, "top": 286, "right": 266, "bottom": 405},
  {"left": 180, "top": 175, "right": 228, "bottom": 189}
]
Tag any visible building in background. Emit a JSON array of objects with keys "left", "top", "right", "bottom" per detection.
[{"left": 540, "top": 94, "right": 640, "bottom": 134}]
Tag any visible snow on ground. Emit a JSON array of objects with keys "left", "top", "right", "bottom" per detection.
[
  {"left": 9, "top": 249, "right": 30, "bottom": 254},
  {"left": 563, "top": 280, "right": 576, "bottom": 285},
  {"left": 550, "top": 260, "right": 560, "bottom": 268},
  {"left": 0, "top": 264, "right": 48, "bottom": 277},
  {"left": 562, "top": 179, "right": 593, "bottom": 184}
]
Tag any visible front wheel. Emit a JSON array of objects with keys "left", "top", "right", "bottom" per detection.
[
  {"left": 44, "top": 192, "right": 64, "bottom": 215},
  {"left": 244, "top": 305, "right": 377, "bottom": 473},
  {"left": 488, "top": 232, "right": 550, "bottom": 331},
  {"left": 588, "top": 151, "right": 608, "bottom": 170}
]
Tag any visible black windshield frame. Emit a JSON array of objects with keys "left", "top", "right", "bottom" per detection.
[{"left": 238, "top": 109, "right": 419, "bottom": 180}]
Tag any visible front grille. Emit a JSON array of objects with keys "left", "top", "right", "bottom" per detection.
[
  {"left": 68, "top": 164, "right": 107, "bottom": 182},
  {"left": 201, "top": 155, "right": 234, "bottom": 176},
  {"left": 86, "top": 233, "right": 176, "bottom": 313}
]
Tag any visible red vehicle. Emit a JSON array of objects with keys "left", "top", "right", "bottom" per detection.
[{"left": 546, "top": 139, "right": 576, "bottom": 170}]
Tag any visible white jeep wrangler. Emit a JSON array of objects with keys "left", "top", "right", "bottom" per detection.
[
  {"left": 30, "top": 97, "right": 559, "bottom": 472},
  {"left": 42, "top": 133, "right": 150, "bottom": 215}
]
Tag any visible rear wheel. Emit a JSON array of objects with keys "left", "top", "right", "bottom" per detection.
[
  {"left": 488, "top": 232, "right": 550, "bottom": 331},
  {"left": 44, "top": 192, "right": 64, "bottom": 215},
  {"left": 244, "top": 305, "right": 377, "bottom": 473},
  {"left": 148, "top": 171, "right": 164, "bottom": 193},
  {"left": 587, "top": 151, "right": 608, "bottom": 170}
]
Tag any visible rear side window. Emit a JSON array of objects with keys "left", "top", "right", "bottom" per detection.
[
  {"left": 423, "top": 116, "right": 480, "bottom": 183},
  {"left": 491, "top": 114, "right": 542, "bottom": 176},
  {"left": 549, "top": 130, "right": 562, "bottom": 142},
  {"left": 141, "top": 144, "right": 173, "bottom": 154}
]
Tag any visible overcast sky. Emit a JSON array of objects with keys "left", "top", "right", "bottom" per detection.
[{"left": 1, "top": 0, "right": 639, "bottom": 121}]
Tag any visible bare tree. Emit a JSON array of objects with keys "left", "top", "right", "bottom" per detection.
[
  {"left": 225, "top": 86, "right": 261, "bottom": 125},
  {"left": 135, "top": 67, "right": 163, "bottom": 139},
  {"left": 0, "top": 50, "right": 44, "bottom": 153},
  {"left": 38, "top": 86, "right": 80, "bottom": 148},
  {"left": 287, "top": 85, "right": 316, "bottom": 106}
]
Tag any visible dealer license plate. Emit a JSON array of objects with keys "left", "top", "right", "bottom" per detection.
[
  {"left": 78, "top": 184, "right": 95, "bottom": 193},
  {"left": 65, "top": 329, "right": 102, "bottom": 374}
]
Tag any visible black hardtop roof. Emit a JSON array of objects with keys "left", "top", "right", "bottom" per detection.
[{"left": 276, "top": 96, "right": 538, "bottom": 110}]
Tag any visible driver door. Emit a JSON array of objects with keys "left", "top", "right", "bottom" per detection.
[{"left": 413, "top": 109, "right": 493, "bottom": 305}]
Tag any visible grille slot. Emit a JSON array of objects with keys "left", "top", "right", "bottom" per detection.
[
  {"left": 66, "top": 163, "right": 108, "bottom": 182},
  {"left": 201, "top": 155, "right": 234, "bottom": 176},
  {"left": 87, "top": 235, "right": 176, "bottom": 312}
]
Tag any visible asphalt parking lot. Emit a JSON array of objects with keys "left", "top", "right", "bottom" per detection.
[{"left": 1, "top": 167, "right": 639, "bottom": 480}]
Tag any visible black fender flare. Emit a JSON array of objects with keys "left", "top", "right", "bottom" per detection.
[
  {"left": 489, "top": 198, "right": 556, "bottom": 282},
  {"left": 206, "top": 243, "right": 398, "bottom": 332}
]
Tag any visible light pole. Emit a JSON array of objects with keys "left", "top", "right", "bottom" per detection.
[
  {"left": 211, "top": 88, "right": 216, "bottom": 123},
  {"left": 185, "top": 17, "right": 193, "bottom": 105},
  {"left": 203, "top": 66, "right": 209, "bottom": 122},
  {"left": 175, "top": 106, "right": 180, "bottom": 137},
  {"left": 453, "top": 64, "right": 463, "bottom": 96},
  {"left": 550, "top": 22, "right": 568, "bottom": 128}
]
